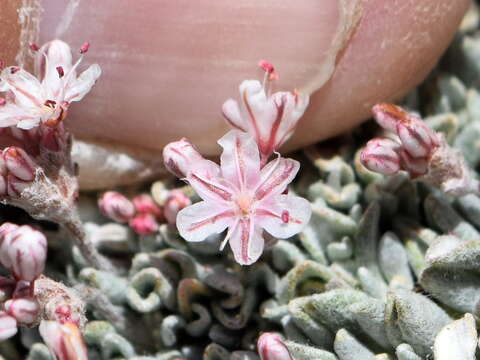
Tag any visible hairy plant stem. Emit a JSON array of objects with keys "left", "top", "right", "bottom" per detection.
[{"left": 63, "top": 215, "right": 113, "bottom": 272}]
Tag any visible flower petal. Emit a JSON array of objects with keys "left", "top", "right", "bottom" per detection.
[
  {"left": 256, "top": 194, "right": 311, "bottom": 238},
  {"left": 222, "top": 99, "right": 246, "bottom": 131},
  {"left": 228, "top": 217, "right": 264, "bottom": 265},
  {"left": 177, "top": 200, "right": 234, "bottom": 242},
  {"left": 218, "top": 130, "right": 261, "bottom": 190},
  {"left": 1, "top": 68, "right": 43, "bottom": 108},
  {"left": 65, "top": 64, "right": 101, "bottom": 102},
  {"left": 255, "top": 157, "right": 299, "bottom": 200},
  {"left": 0, "top": 103, "right": 38, "bottom": 128},
  {"left": 188, "top": 160, "right": 234, "bottom": 203}
]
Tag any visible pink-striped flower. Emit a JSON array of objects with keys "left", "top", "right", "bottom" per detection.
[
  {"left": 4, "top": 297, "right": 39, "bottom": 325},
  {"left": 162, "top": 137, "right": 206, "bottom": 178},
  {"left": 0, "top": 225, "right": 47, "bottom": 281},
  {"left": 39, "top": 320, "right": 88, "bottom": 360},
  {"left": 0, "top": 40, "right": 101, "bottom": 129},
  {"left": 258, "top": 333, "right": 294, "bottom": 360},
  {"left": 175, "top": 130, "right": 311, "bottom": 265},
  {"left": 222, "top": 77, "right": 309, "bottom": 165}
]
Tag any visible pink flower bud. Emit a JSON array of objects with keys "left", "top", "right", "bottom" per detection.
[
  {"left": 0, "top": 222, "right": 19, "bottom": 242},
  {"left": 360, "top": 138, "right": 401, "bottom": 176},
  {"left": 0, "top": 311, "right": 17, "bottom": 341},
  {"left": 3, "top": 147, "right": 37, "bottom": 181},
  {"left": 162, "top": 138, "right": 205, "bottom": 178},
  {"left": 132, "top": 194, "right": 162, "bottom": 218},
  {"left": 39, "top": 321, "right": 88, "bottom": 360},
  {"left": 257, "top": 333, "right": 294, "bottom": 360},
  {"left": 129, "top": 213, "right": 158, "bottom": 235},
  {"left": 4, "top": 297, "right": 39, "bottom": 325},
  {"left": 98, "top": 191, "right": 136, "bottom": 223},
  {"left": 0, "top": 225, "right": 47, "bottom": 282},
  {"left": 164, "top": 190, "right": 191, "bottom": 225},
  {"left": 372, "top": 103, "right": 408, "bottom": 133}
]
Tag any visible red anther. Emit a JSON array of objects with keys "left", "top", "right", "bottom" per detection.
[
  {"left": 0, "top": 60, "right": 5, "bottom": 69},
  {"left": 0, "top": 98, "right": 6, "bottom": 106},
  {"left": 10, "top": 67, "right": 20, "bottom": 74},
  {"left": 79, "top": 42, "right": 90, "bottom": 54},
  {"left": 44, "top": 100, "right": 57, "bottom": 108},
  {"left": 29, "top": 43, "right": 40, "bottom": 51},
  {"left": 258, "top": 60, "right": 275, "bottom": 74},
  {"left": 281, "top": 210, "right": 289, "bottom": 223},
  {"left": 56, "top": 66, "right": 64, "bottom": 78}
]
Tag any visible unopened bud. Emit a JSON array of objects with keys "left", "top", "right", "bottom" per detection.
[
  {"left": 3, "top": 147, "right": 37, "bottom": 181},
  {"left": 397, "top": 119, "right": 438, "bottom": 158},
  {"left": 129, "top": 213, "right": 158, "bottom": 235},
  {"left": 0, "top": 311, "right": 17, "bottom": 341},
  {"left": 4, "top": 297, "right": 39, "bottom": 325},
  {"left": 0, "top": 225, "right": 47, "bottom": 281},
  {"left": 372, "top": 103, "right": 409, "bottom": 133},
  {"left": 39, "top": 320, "right": 88, "bottom": 360},
  {"left": 164, "top": 190, "right": 191, "bottom": 225},
  {"left": 257, "top": 333, "right": 294, "bottom": 360},
  {"left": 132, "top": 194, "right": 162, "bottom": 218},
  {"left": 162, "top": 138, "right": 205, "bottom": 178},
  {"left": 98, "top": 191, "right": 135, "bottom": 223},
  {"left": 360, "top": 138, "right": 401, "bottom": 176}
]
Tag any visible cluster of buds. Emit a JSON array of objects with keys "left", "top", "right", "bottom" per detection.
[
  {"left": 0, "top": 40, "right": 111, "bottom": 271},
  {"left": 257, "top": 333, "right": 294, "bottom": 360},
  {"left": 99, "top": 191, "right": 169, "bottom": 234},
  {"left": 361, "top": 104, "right": 480, "bottom": 196},
  {"left": 162, "top": 62, "right": 312, "bottom": 265}
]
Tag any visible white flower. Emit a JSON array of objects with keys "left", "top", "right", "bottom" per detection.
[{"left": 0, "top": 40, "right": 101, "bottom": 129}]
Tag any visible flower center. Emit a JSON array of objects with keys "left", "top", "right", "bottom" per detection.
[{"left": 235, "top": 192, "right": 254, "bottom": 217}]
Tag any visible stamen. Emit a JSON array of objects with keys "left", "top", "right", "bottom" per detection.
[
  {"left": 29, "top": 43, "right": 40, "bottom": 51},
  {"left": 44, "top": 100, "right": 57, "bottom": 108},
  {"left": 0, "top": 60, "right": 5, "bottom": 69},
  {"left": 10, "top": 67, "right": 20, "bottom": 74},
  {"left": 79, "top": 42, "right": 90, "bottom": 54},
  {"left": 258, "top": 59, "right": 275, "bottom": 74},
  {"left": 56, "top": 66, "right": 65, "bottom": 78},
  {"left": 258, "top": 59, "right": 278, "bottom": 95},
  {"left": 0, "top": 98, "right": 5, "bottom": 106},
  {"left": 281, "top": 210, "right": 289, "bottom": 223}
]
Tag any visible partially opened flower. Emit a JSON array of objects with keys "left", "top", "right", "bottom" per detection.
[
  {"left": 0, "top": 40, "right": 101, "bottom": 129},
  {"left": 174, "top": 130, "right": 311, "bottom": 265},
  {"left": 222, "top": 62, "right": 309, "bottom": 165},
  {"left": 258, "top": 332, "right": 294, "bottom": 360},
  {"left": 39, "top": 320, "right": 88, "bottom": 360}
]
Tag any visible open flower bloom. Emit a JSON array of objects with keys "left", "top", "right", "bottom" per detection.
[
  {"left": 176, "top": 130, "right": 311, "bottom": 265},
  {"left": 222, "top": 79, "right": 309, "bottom": 165},
  {"left": 0, "top": 40, "right": 101, "bottom": 129},
  {"left": 39, "top": 320, "right": 88, "bottom": 360}
]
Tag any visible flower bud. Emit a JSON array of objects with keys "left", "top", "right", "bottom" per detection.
[
  {"left": 129, "top": 213, "right": 159, "bottom": 235},
  {"left": 3, "top": 147, "right": 37, "bottom": 181},
  {"left": 372, "top": 103, "right": 409, "bottom": 133},
  {"left": 396, "top": 118, "right": 438, "bottom": 158},
  {"left": 0, "top": 311, "right": 17, "bottom": 341},
  {"left": 164, "top": 190, "right": 192, "bottom": 225},
  {"left": 0, "top": 277, "right": 15, "bottom": 302},
  {"left": 132, "top": 194, "right": 162, "bottom": 218},
  {"left": 0, "top": 225, "right": 47, "bottom": 281},
  {"left": 257, "top": 333, "right": 294, "bottom": 360},
  {"left": 39, "top": 320, "right": 88, "bottom": 360},
  {"left": 163, "top": 138, "right": 205, "bottom": 178},
  {"left": 98, "top": 191, "right": 135, "bottom": 223},
  {"left": 4, "top": 297, "right": 39, "bottom": 325},
  {"left": 360, "top": 138, "right": 401, "bottom": 176}
]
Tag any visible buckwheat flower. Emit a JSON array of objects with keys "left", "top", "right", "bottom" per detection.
[
  {"left": 4, "top": 297, "right": 40, "bottom": 325},
  {"left": 39, "top": 320, "right": 88, "bottom": 360},
  {"left": 174, "top": 130, "right": 311, "bottom": 265},
  {"left": 258, "top": 333, "right": 294, "bottom": 360},
  {"left": 164, "top": 190, "right": 191, "bottom": 225},
  {"left": 222, "top": 63, "right": 309, "bottom": 165},
  {"left": 0, "top": 311, "right": 17, "bottom": 341},
  {"left": 0, "top": 40, "right": 101, "bottom": 129},
  {"left": 162, "top": 137, "right": 206, "bottom": 178},
  {"left": 0, "top": 225, "right": 47, "bottom": 282},
  {"left": 98, "top": 191, "right": 136, "bottom": 223},
  {"left": 361, "top": 103, "right": 479, "bottom": 196}
]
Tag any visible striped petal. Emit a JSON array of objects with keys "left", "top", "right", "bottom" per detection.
[
  {"left": 177, "top": 200, "right": 234, "bottom": 242},
  {"left": 256, "top": 194, "right": 311, "bottom": 238},
  {"left": 65, "top": 64, "right": 101, "bottom": 102},
  {"left": 228, "top": 217, "right": 264, "bottom": 265},
  {"left": 1, "top": 68, "right": 43, "bottom": 108},
  {"left": 255, "top": 157, "right": 299, "bottom": 200},
  {"left": 218, "top": 130, "right": 260, "bottom": 191},
  {"left": 0, "top": 103, "right": 39, "bottom": 129},
  {"left": 188, "top": 160, "right": 233, "bottom": 203}
]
